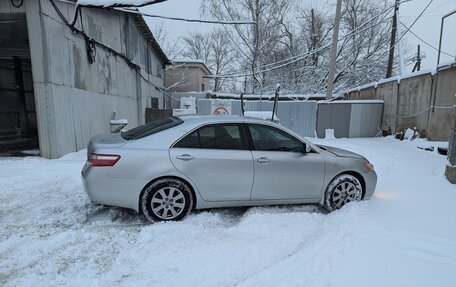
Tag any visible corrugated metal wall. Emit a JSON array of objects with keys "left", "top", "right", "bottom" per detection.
[
  {"left": 316, "top": 101, "right": 384, "bottom": 138},
  {"left": 197, "top": 99, "right": 318, "bottom": 137},
  {"left": 0, "top": 0, "right": 166, "bottom": 158},
  {"left": 198, "top": 99, "right": 382, "bottom": 138}
]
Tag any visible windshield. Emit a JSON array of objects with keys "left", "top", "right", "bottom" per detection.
[{"left": 121, "top": 116, "right": 183, "bottom": 140}]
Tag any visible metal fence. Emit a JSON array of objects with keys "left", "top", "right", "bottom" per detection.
[
  {"left": 197, "top": 99, "right": 384, "bottom": 138},
  {"left": 197, "top": 99, "right": 318, "bottom": 137},
  {"left": 316, "top": 101, "right": 384, "bottom": 138}
]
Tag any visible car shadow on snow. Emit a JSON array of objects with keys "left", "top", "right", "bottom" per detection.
[
  {"left": 83, "top": 203, "right": 328, "bottom": 228},
  {"left": 84, "top": 204, "right": 149, "bottom": 226},
  {"left": 190, "top": 204, "right": 328, "bottom": 227}
]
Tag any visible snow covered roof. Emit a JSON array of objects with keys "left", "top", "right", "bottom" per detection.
[
  {"left": 173, "top": 59, "right": 207, "bottom": 65},
  {"left": 437, "top": 60, "right": 456, "bottom": 71},
  {"left": 318, "top": 99, "right": 384, "bottom": 104},
  {"left": 345, "top": 67, "right": 439, "bottom": 94},
  {"left": 377, "top": 76, "right": 400, "bottom": 85},
  {"left": 77, "top": 0, "right": 166, "bottom": 8},
  {"left": 244, "top": 111, "right": 279, "bottom": 121},
  {"left": 214, "top": 93, "right": 330, "bottom": 100},
  {"left": 170, "top": 60, "right": 212, "bottom": 75},
  {"left": 400, "top": 68, "right": 435, "bottom": 81}
]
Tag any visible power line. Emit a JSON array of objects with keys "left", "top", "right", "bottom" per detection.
[
  {"left": 400, "top": 21, "right": 455, "bottom": 58},
  {"left": 206, "top": 3, "right": 396, "bottom": 79},
  {"left": 65, "top": 0, "right": 257, "bottom": 27},
  {"left": 346, "top": 0, "right": 435, "bottom": 91},
  {"left": 50, "top": 0, "right": 166, "bottom": 92},
  {"left": 115, "top": 7, "right": 257, "bottom": 25},
  {"left": 217, "top": 3, "right": 395, "bottom": 77}
]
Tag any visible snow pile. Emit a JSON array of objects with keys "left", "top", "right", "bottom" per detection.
[
  {"left": 324, "top": 128, "right": 336, "bottom": 139},
  {"left": 1, "top": 138, "right": 456, "bottom": 286}
]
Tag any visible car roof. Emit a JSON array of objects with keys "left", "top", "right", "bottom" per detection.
[{"left": 177, "top": 115, "right": 276, "bottom": 125}]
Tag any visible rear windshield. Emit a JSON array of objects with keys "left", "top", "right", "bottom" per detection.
[{"left": 121, "top": 116, "right": 183, "bottom": 140}]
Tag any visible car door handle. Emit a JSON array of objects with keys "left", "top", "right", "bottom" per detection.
[
  {"left": 256, "top": 157, "right": 271, "bottom": 164},
  {"left": 176, "top": 154, "right": 195, "bottom": 161}
]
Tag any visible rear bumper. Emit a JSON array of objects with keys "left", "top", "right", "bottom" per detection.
[{"left": 81, "top": 162, "right": 145, "bottom": 212}]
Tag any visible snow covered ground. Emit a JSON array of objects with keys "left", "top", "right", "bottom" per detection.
[{"left": 1, "top": 137, "right": 455, "bottom": 287}]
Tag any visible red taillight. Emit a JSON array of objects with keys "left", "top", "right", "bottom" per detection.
[{"left": 89, "top": 153, "right": 121, "bottom": 166}]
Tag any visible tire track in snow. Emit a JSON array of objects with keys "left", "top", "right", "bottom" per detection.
[{"left": 234, "top": 203, "right": 365, "bottom": 287}]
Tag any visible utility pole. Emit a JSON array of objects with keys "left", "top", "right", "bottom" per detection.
[
  {"left": 326, "top": 0, "right": 343, "bottom": 101},
  {"left": 437, "top": 10, "right": 456, "bottom": 66},
  {"left": 412, "top": 45, "right": 421, "bottom": 72},
  {"left": 386, "top": 0, "right": 399, "bottom": 78},
  {"left": 396, "top": 1, "right": 405, "bottom": 76}
]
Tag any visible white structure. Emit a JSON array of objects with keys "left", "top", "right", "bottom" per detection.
[{"left": 180, "top": 97, "right": 196, "bottom": 110}]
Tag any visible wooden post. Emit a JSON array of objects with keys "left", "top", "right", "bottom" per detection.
[
  {"left": 386, "top": 0, "right": 398, "bottom": 78},
  {"left": 325, "top": 0, "right": 343, "bottom": 100}
]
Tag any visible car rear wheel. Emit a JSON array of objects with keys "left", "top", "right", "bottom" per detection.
[
  {"left": 324, "top": 174, "right": 362, "bottom": 212},
  {"left": 141, "top": 178, "right": 193, "bottom": 222}
]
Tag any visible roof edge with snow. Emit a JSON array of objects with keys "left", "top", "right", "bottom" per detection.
[
  {"left": 170, "top": 60, "right": 213, "bottom": 75},
  {"left": 77, "top": 0, "right": 167, "bottom": 8}
]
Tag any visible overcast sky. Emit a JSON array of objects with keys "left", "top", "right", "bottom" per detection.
[{"left": 142, "top": 0, "right": 456, "bottom": 74}]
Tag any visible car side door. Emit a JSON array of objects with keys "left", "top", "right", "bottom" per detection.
[
  {"left": 169, "top": 123, "right": 254, "bottom": 202},
  {"left": 247, "top": 123, "right": 325, "bottom": 200}
]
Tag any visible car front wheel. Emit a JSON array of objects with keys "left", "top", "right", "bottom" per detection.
[
  {"left": 141, "top": 178, "right": 193, "bottom": 222},
  {"left": 324, "top": 174, "right": 362, "bottom": 211}
]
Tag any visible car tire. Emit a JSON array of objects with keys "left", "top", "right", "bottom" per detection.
[
  {"left": 324, "top": 174, "right": 362, "bottom": 212},
  {"left": 141, "top": 178, "right": 193, "bottom": 222}
]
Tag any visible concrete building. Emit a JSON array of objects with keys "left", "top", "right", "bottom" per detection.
[
  {"left": 0, "top": 0, "right": 170, "bottom": 158},
  {"left": 165, "top": 60, "right": 212, "bottom": 93},
  {"left": 164, "top": 60, "right": 212, "bottom": 110}
]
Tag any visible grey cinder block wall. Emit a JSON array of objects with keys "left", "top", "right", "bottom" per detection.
[{"left": 345, "top": 64, "right": 456, "bottom": 141}]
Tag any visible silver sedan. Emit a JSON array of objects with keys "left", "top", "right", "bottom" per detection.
[{"left": 82, "top": 116, "right": 377, "bottom": 222}]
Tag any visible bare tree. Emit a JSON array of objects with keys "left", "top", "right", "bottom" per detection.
[
  {"left": 191, "top": 0, "right": 404, "bottom": 95},
  {"left": 180, "top": 28, "right": 236, "bottom": 92},
  {"left": 209, "top": 29, "right": 236, "bottom": 92},
  {"left": 201, "top": 0, "right": 292, "bottom": 94},
  {"left": 332, "top": 0, "right": 392, "bottom": 91},
  {"left": 181, "top": 32, "right": 211, "bottom": 64},
  {"left": 270, "top": 0, "right": 394, "bottom": 94},
  {"left": 151, "top": 22, "right": 182, "bottom": 60}
]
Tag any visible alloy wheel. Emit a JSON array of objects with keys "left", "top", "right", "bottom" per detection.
[
  {"left": 332, "top": 181, "right": 360, "bottom": 209},
  {"left": 151, "top": 187, "right": 186, "bottom": 220}
]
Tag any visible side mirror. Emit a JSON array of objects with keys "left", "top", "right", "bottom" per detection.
[{"left": 305, "top": 144, "right": 312, "bottom": 153}]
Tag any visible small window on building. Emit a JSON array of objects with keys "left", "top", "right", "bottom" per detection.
[
  {"left": 201, "top": 83, "right": 205, "bottom": 92},
  {"left": 151, "top": 97, "right": 159, "bottom": 109}
]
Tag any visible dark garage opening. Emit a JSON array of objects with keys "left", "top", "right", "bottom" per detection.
[{"left": 0, "top": 13, "right": 39, "bottom": 156}]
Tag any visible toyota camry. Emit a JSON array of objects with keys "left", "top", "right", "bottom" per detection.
[{"left": 81, "top": 116, "right": 377, "bottom": 222}]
